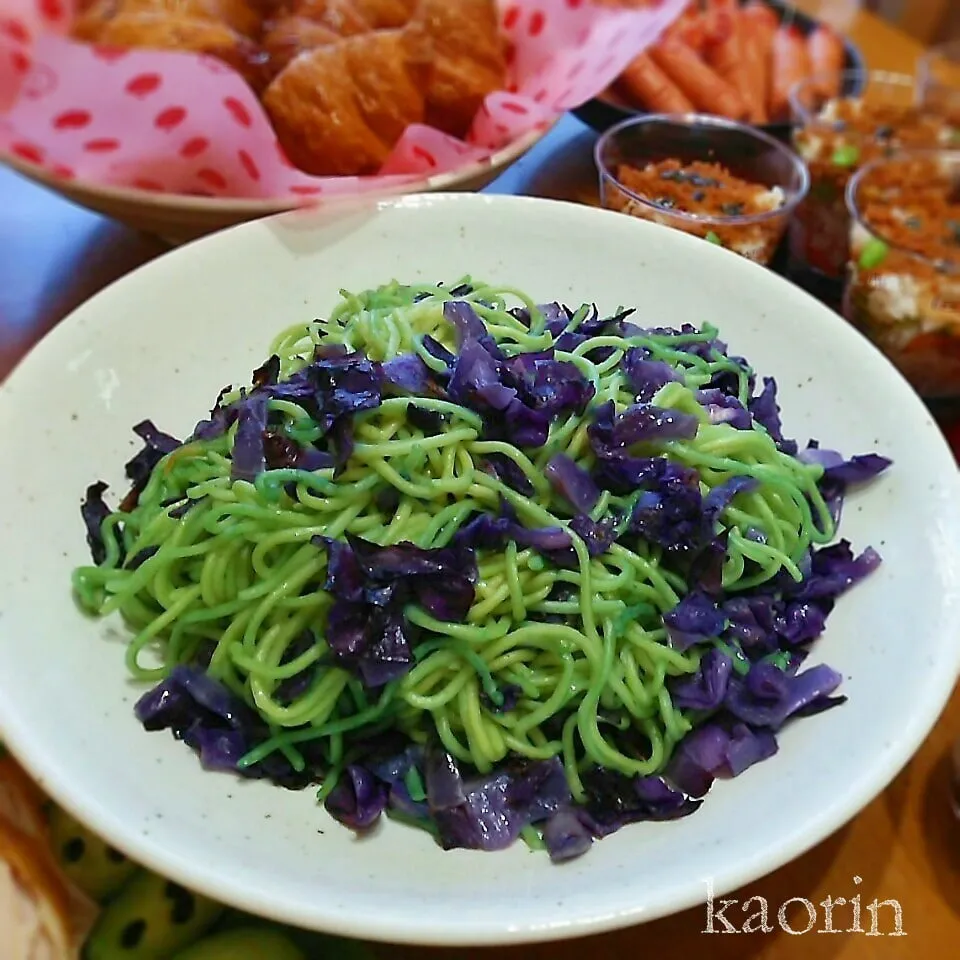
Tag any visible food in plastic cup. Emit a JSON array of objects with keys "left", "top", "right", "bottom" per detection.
[
  {"left": 594, "top": 114, "right": 808, "bottom": 265},
  {"left": 843, "top": 150, "right": 960, "bottom": 399},
  {"left": 789, "top": 70, "right": 959, "bottom": 281}
]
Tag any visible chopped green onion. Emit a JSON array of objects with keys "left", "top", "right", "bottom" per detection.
[
  {"left": 831, "top": 144, "right": 861, "bottom": 167},
  {"left": 858, "top": 238, "right": 889, "bottom": 270},
  {"left": 705, "top": 231, "right": 722, "bottom": 246}
]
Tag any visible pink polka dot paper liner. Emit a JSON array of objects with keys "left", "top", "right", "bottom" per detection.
[{"left": 0, "top": 0, "right": 686, "bottom": 201}]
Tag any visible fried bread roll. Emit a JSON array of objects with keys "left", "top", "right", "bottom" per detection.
[
  {"left": 72, "top": 0, "right": 262, "bottom": 40},
  {"left": 95, "top": 14, "right": 270, "bottom": 90},
  {"left": 261, "top": 15, "right": 339, "bottom": 76},
  {"left": 407, "top": 0, "right": 507, "bottom": 138},
  {"left": 263, "top": 28, "right": 429, "bottom": 175}
]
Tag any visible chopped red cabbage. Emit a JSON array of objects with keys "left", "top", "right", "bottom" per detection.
[
  {"left": 669, "top": 649, "right": 733, "bottom": 710},
  {"left": 81, "top": 481, "right": 119, "bottom": 565},
  {"left": 324, "top": 765, "right": 389, "bottom": 830},
  {"left": 230, "top": 393, "right": 269, "bottom": 482},
  {"left": 382, "top": 354, "right": 431, "bottom": 395},
  {"left": 480, "top": 453, "right": 535, "bottom": 496},
  {"left": 252, "top": 354, "right": 280, "bottom": 388},
  {"left": 622, "top": 349, "right": 681, "bottom": 401},
  {"left": 543, "top": 810, "right": 593, "bottom": 863},
  {"left": 123, "top": 420, "right": 182, "bottom": 506},
  {"left": 724, "top": 662, "right": 843, "bottom": 729},
  {"left": 696, "top": 388, "right": 752, "bottom": 430},
  {"left": 748, "top": 377, "right": 798, "bottom": 455},
  {"left": 545, "top": 453, "right": 600, "bottom": 514},
  {"left": 664, "top": 591, "right": 726, "bottom": 651}
]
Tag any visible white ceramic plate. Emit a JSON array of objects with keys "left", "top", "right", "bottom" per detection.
[{"left": 0, "top": 194, "right": 958, "bottom": 946}]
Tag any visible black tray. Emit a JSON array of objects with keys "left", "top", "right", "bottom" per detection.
[{"left": 572, "top": 0, "right": 867, "bottom": 144}]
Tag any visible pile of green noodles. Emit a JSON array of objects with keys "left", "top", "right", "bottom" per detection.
[{"left": 72, "top": 279, "right": 835, "bottom": 802}]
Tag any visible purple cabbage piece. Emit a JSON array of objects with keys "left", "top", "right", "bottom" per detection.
[
  {"left": 230, "top": 393, "right": 269, "bottom": 482},
  {"left": 81, "top": 481, "right": 118, "bottom": 565},
  {"left": 481, "top": 453, "right": 535, "bottom": 496},
  {"left": 192, "top": 387, "right": 239, "bottom": 442},
  {"left": 425, "top": 748, "right": 467, "bottom": 811},
  {"left": 748, "top": 378, "right": 798, "bottom": 455},
  {"left": 590, "top": 401, "right": 699, "bottom": 452},
  {"left": 777, "top": 600, "right": 828, "bottom": 645},
  {"left": 125, "top": 545, "right": 159, "bottom": 571},
  {"left": 666, "top": 722, "right": 778, "bottom": 798},
  {"left": 627, "top": 460, "right": 710, "bottom": 553},
  {"left": 543, "top": 810, "right": 593, "bottom": 863},
  {"left": 252, "top": 355, "right": 280, "bottom": 388},
  {"left": 406, "top": 405, "right": 447, "bottom": 435},
  {"left": 325, "top": 765, "right": 389, "bottom": 830},
  {"left": 790, "top": 540, "right": 882, "bottom": 602},
  {"left": 132, "top": 665, "right": 317, "bottom": 787},
  {"left": 670, "top": 649, "right": 734, "bottom": 710},
  {"left": 703, "top": 476, "right": 757, "bottom": 521},
  {"left": 348, "top": 536, "right": 476, "bottom": 622},
  {"left": 544, "top": 454, "right": 600, "bottom": 514},
  {"left": 454, "top": 508, "right": 573, "bottom": 560},
  {"left": 724, "top": 723, "right": 779, "bottom": 776},
  {"left": 444, "top": 299, "right": 489, "bottom": 347},
  {"left": 421, "top": 335, "right": 456, "bottom": 371},
  {"left": 569, "top": 514, "right": 618, "bottom": 558},
  {"left": 697, "top": 389, "right": 751, "bottom": 430},
  {"left": 622, "top": 349, "right": 681, "bottom": 402},
  {"left": 124, "top": 420, "right": 182, "bottom": 499},
  {"left": 664, "top": 591, "right": 726, "bottom": 651},
  {"left": 383, "top": 354, "right": 431, "bottom": 395},
  {"left": 579, "top": 768, "right": 702, "bottom": 837},
  {"left": 449, "top": 340, "right": 517, "bottom": 412},
  {"left": 502, "top": 353, "right": 595, "bottom": 420},
  {"left": 433, "top": 757, "right": 570, "bottom": 852},
  {"left": 722, "top": 595, "right": 778, "bottom": 649},
  {"left": 798, "top": 445, "right": 892, "bottom": 486},
  {"left": 724, "top": 662, "right": 844, "bottom": 729},
  {"left": 314, "top": 535, "right": 476, "bottom": 687}
]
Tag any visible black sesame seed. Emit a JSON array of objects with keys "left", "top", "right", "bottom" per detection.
[
  {"left": 874, "top": 125, "right": 894, "bottom": 140},
  {"left": 721, "top": 202, "right": 745, "bottom": 216},
  {"left": 654, "top": 196, "right": 676, "bottom": 209},
  {"left": 120, "top": 920, "right": 147, "bottom": 949},
  {"left": 659, "top": 169, "right": 681, "bottom": 181},
  {"left": 905, "top": 216, "right": 922, "bottom": 230},
  {"left": 692, "top": 190, "right": 706, "bottom": 202}
]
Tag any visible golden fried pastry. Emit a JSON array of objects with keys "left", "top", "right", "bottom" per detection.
[
  {"left": 261, "top": 15, "right": 339, "bottom": 76},
  {"left": 73, "top": 0, "right": 263, "bottom": 41},
  {"left": 286, "top": 0, "right": 371, "bottom": 35},
  {"left": 263, "top": 28, "right": 427, "bottom": 176},
  {"left": 96, "top": 14, "right": 270, "bottom": 90},
  {"left": 286, "top": 0, "right": 416, "bottom": 32},
  {"left": 406, "top": 0, "right": 507, "bottom": 138}
]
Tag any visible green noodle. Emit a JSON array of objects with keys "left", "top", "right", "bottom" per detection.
[{"left": 72, "top": 278, "right": 835, "bottom": 803}]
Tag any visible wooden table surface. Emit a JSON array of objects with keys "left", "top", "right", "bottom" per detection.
[{"left": 2, "top": 4, "right": 958, "bottom": 959}]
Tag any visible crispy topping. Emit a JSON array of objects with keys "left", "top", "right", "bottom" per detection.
[{"left": 615, "top": 160, "right": 780, "bottom": 218}]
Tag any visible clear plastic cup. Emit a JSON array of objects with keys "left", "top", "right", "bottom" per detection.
[
  {"left": 594, "top": 114, "right": 808, "bottom": 266},
  {"left": 843, "top": 149, "right": 960, "bottom": 399},
  {"left": 787, "top": 70, "right": 954, "bottom": 282},
  {"left": 918, "top": 39, "right": 960, "bottom": 126}
]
